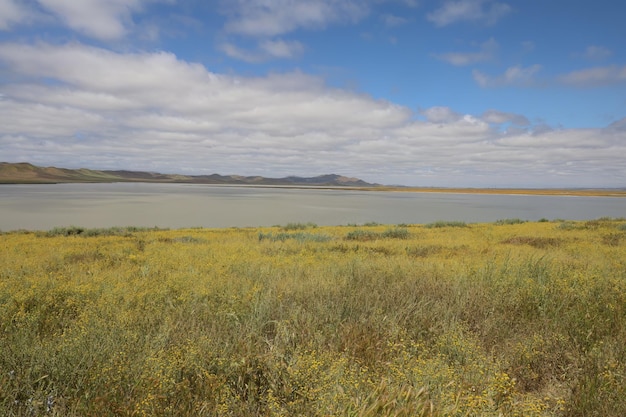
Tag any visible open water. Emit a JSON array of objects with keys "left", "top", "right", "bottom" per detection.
[{"left": 0, "top": 183, "right": 624, "bottom": 231}]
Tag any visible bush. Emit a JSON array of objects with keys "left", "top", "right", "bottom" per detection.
[
  {"left": 258, "top": 232, "right": 331, "bottom": 242},
  {"left": 282, "top": 222, "right": 318, "bottom": 231},
  {"left": 381, "top": 227, "right": 410, "bottom": 239},
  {"left": 501, "top": 236, "right": 561, "bottom": 249},
  {"left": 44, "top": 226, "right": 163, "bottom": 237},
  {"left": 345, "top": 229, "right": 379, "bottom": 241},
  {"left": 495, "top": 218, "right": 526, "bottom": 225},
  {"left": 424, "top": 221, "right": 467, "bottom": 228}
]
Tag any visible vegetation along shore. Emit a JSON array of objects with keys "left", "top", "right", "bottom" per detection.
[{"left": 1, "top": 218, "right": 625, "bottom": 416}]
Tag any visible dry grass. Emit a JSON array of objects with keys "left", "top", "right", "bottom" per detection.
[{"left": 1, "top": 219, "right": 625, "bottom": 415}]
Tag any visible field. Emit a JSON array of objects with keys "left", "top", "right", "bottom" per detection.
[{"left": 1, "top": 219, "right": 625, "bottom": 416}]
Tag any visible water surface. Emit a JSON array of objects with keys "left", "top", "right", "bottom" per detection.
[{"left": 1, "top": 183, "right": 624, "bottom": 231}]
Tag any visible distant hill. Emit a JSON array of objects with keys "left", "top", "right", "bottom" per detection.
[{"left": 0, "top": 162, "right": 379, "bottom": 187}]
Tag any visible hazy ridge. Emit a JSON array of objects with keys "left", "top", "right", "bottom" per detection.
[{"left": 0, "top": 162, "right": 377, "bottom": 187}]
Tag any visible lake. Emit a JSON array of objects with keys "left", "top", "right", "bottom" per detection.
[{"left": 0, "top": 183, "right": 624, "bottom": 231}]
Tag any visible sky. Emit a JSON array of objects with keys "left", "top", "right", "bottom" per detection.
[{"left": 0, "top": 0, "right": 625, "bottom": 187}]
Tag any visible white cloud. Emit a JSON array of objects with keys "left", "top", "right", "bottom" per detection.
[
  {"left": 420, "top": 106, "right": 462, "bottom": 123},
  {"left": 222, "top": 0, "right": 369, "bottom": 37},
  {"left": 0, "top": 42, "right": 624, "bottom": 187},
  {"left": 381, "top": 14, "right": 409, "bottom": 27},
  {"left": 260, "top": 39, "right": 304, "bottom": 58},
  {"left": 220, "top": 42, "right": 264, "bottom": 63},
  {"left": 427, "top": 0, "right": 511, "bottom": 27},
  {"left": 434, "top": 37, "right": 497, "bottom": 66},
  {"left": 220, "top": 39, "right": 305, "bottom": 62},
  {"left": 558, "top": 65, "right": 626, "bottom": 87},
  {"left": 481, "top": 109, "right": 529, "bottom": 126},
  {"left": 35, "top": 0, "right": 169, "bottom": 40},
  {"left": 0, "top": 0, "right": 31, "bottom": 29},
  {"left": 473, "top": 64, "right": 541, "bottom": 87},
  {"left": 581, "top": 45, "right": 612, "bottom": 61}
]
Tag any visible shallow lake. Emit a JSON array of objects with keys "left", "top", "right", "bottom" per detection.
[{"left": 0, "top": 183, "right": 624, "bottom": 231}]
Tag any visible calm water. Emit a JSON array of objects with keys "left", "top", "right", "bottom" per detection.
[{"left": 0, "top": 183, "right": 624, "bottom": 231}]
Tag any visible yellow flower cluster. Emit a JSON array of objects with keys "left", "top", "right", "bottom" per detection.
[{"left": 1, "top": 219, "right": 625, "bottom": 415}]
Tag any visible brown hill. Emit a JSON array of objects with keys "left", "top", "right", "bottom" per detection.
[{"left": 0, "top": 162, "right": 378, "bottom": 187}]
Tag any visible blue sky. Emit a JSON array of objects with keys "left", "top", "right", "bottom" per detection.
[{"left": 0, "top": 0, "right": 625, "bottom": 187}]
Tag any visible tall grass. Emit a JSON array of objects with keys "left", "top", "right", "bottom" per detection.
[{"left": 1, "top": 220, "right": 625, "bottom": 416}]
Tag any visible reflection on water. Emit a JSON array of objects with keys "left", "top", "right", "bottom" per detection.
[{"left": 0, "top": 183, "right": 624, "bottom": 231}]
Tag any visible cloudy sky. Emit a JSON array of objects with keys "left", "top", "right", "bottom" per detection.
[{"left": 0, "top": 0, "right": 625, "bottom": 187}]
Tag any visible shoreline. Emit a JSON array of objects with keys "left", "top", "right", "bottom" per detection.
[{"left": 2, "top": 181, "right": 625, "bottom": 197}]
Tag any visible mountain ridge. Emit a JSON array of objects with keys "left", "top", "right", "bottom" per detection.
[{"left": 0, "top": 162, "right": 379, "bottom": 187}]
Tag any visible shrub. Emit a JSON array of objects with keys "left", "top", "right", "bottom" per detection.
[
  {"left": 345, "top": 229, "right": 379, "bottom": 241},
  {"left": 43, "top": 226, "right": 163, "bottom": 237},
  {"left": 501, "top": 236, "right": 561, "bottom": 249},
  {"left": 381, "top": 227, "right": 410, "bottom": 239},
  {"left": 424, "top": 221, "right": 467, "bottom": 228},
  {"left": 406, "top": 245, "right": 442, "bottom": 257},
  {"left": 258, "top": 232, "right": 331, "bottom": 242},
  {"left": 557, "top": 221, "right": 577, "bottom": 230},
  {"left": 282, "top": 222, "right": 317, "bottom": 231},
  {"left": 363, "top": 222, "right": 381, "bottom": 227},
  {"left": 495, "top": 218, "right": 526, "bottom": 225}
]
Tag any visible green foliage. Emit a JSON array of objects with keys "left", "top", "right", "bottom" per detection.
[
  {"left": 282, "top": 222, "right": 318, "bottom": 231},
  {"left": 258, "top": 231, "right": 331, "bottom": 242},
  {"left": 557, "top": 221, "right": 577, "bottom": 230},
  {"left": 363, "top": 221, "right": 381, "bottom": 227},
  {"left": 345, "top": 227, "right": 410, "bottom": 241},
  {"left": 424, "top": 220, "right": 467, "bottom": 228},
  {"left": 495, "top": 218, "right": 527, "bottom": 225},
  {"left": 42, "top": 225, "right": 163, "bottom": 237},
  {"left": 381, "top": 227, "right": 410, "bottom": 239},
  {"left": 345, "top": 229, "right": 380, "bottom": 241}
]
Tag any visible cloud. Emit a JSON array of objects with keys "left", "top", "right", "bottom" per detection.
[
  {"left": 0, "top": 0, "right": 31, "bottom": 29},
  {"left": 420, "top": 106, "right": 462, "bottom": 123},
  {"left": 473, "top": 64, "right": 541, "bottom": 87},
  {"left": 580, "top": 45, "right": 612, "bottom": 61},
  {"left": 220, "top": 39, "right": 304, "bottom": 62},
  {"left": 0, "top": 42, "right": 624, "bottom": 187},
  {"left": 381, "top": 14, "right": 409, "bottom": 27},
  {"left": 481, "top": 109, "right": 529, "bottom": 126},
  {"left": 35, "top": 0, "right": 169, "bottom": 40},
  {"left": 521, "top": 40, "right": 534, "bottom": 53},
  {"left": 434, "top": 37, "right": 497, "bottom": 66},
  {"left": 260, "top": 39, "right": 304, "bottom": 58},
  {"left": 222, "top": 0, "right": 369, "bottom": 37},
  {"left": 219, "top": 42, "right": 264, "bottom": 63},
  {"left": 558, "top": 65, "right": 626, "bottom": 87},
  {"left": 608, "top": 117, "right": 626, "bottom": 131},
  {"left": 427, "top": 0, "right": 511, "bottom": 27}
]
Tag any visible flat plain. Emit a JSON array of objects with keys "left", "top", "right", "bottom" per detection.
[{"left": 1, "top": 219, "right": 625, "bottom": 416}]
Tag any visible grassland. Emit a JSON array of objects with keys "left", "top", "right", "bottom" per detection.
[{"left": 1, "top": 219, "right": 625, "bottom": 416}]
